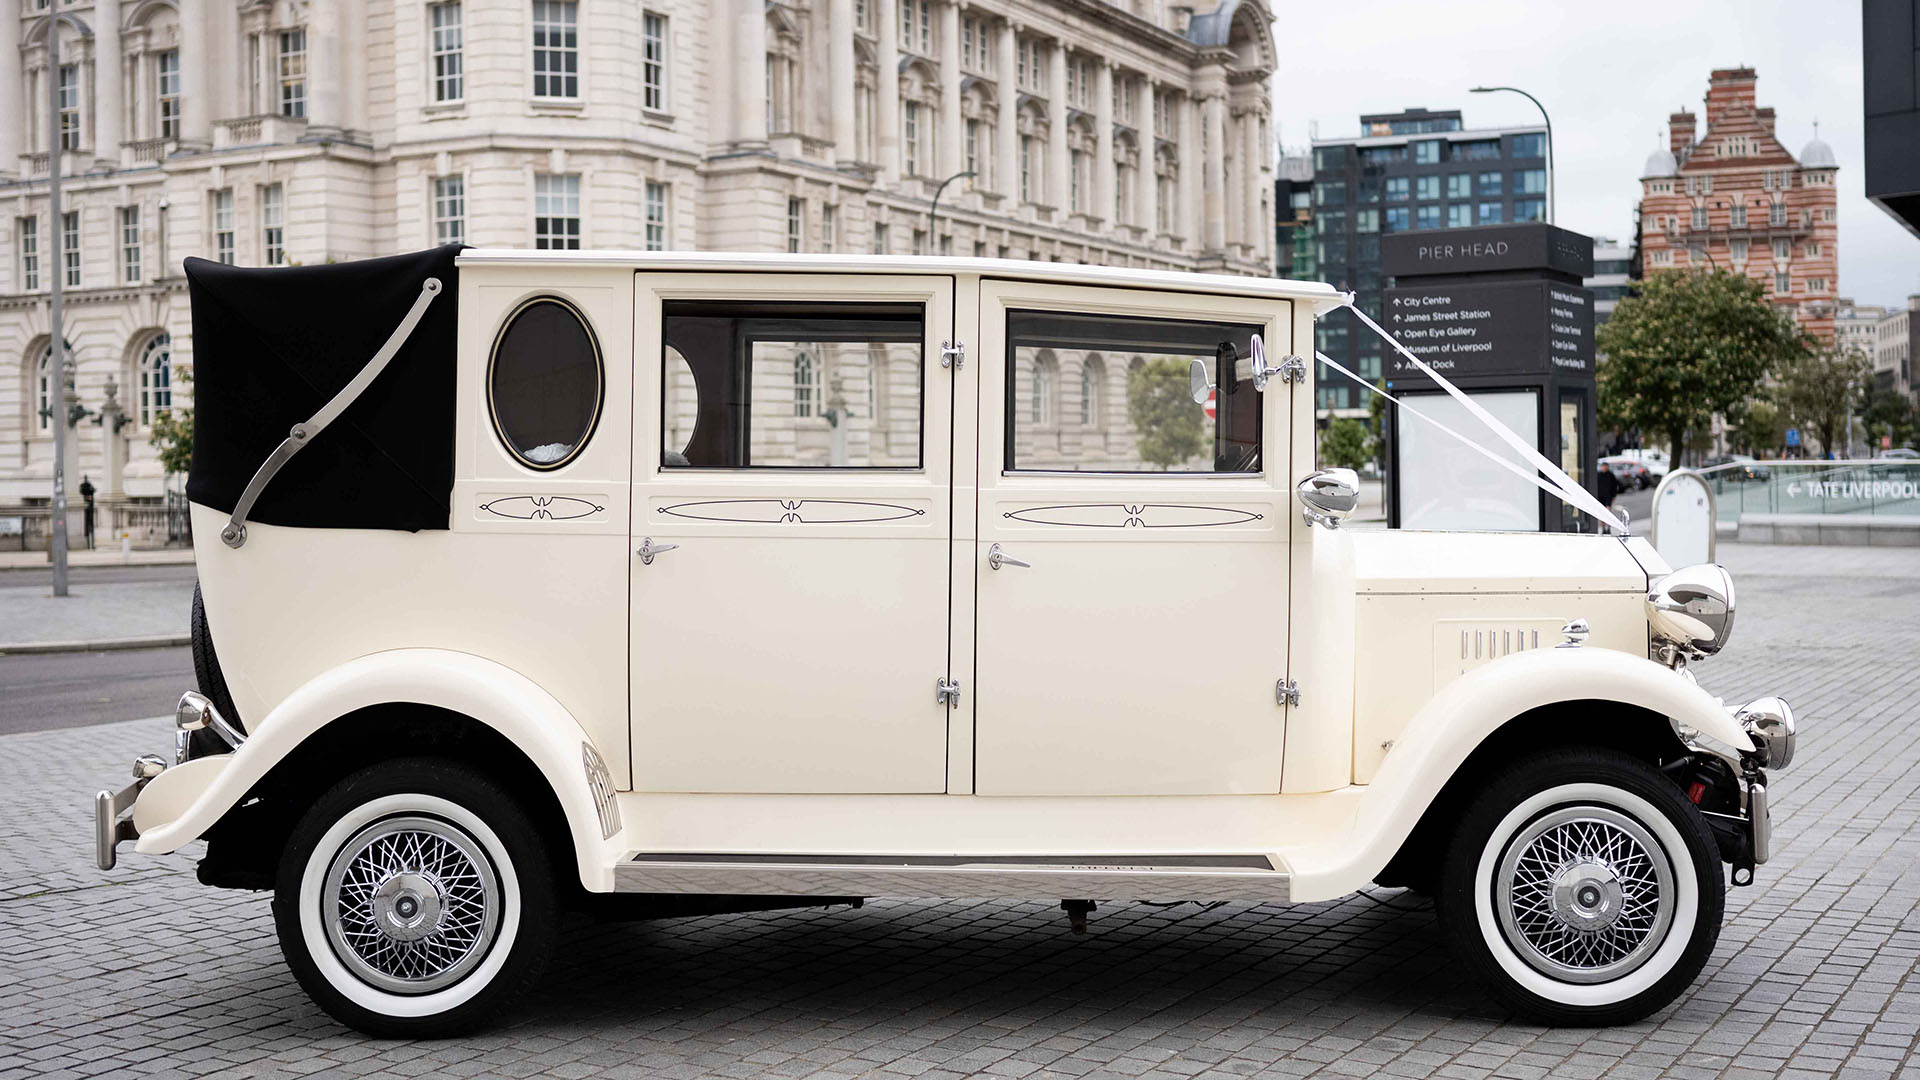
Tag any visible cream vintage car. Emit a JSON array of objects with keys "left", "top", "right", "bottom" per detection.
[{"left": 94, "top": 246, "right": 1794, "bottom": 1036}]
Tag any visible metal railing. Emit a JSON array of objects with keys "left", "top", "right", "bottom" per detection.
[{"left": 1697, "top": 459, "right": 1920, "bottom": 522}]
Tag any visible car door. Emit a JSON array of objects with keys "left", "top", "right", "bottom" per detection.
[
  {"left": 971, "top": 280, "right": 1294, "bottom": 795},
  {"left": 629, "top": 273, "right": 956, "bottom": 793}
]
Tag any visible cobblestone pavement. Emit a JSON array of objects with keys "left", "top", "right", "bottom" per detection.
[{"left": 2, "top": 544, "right": 1917, "bottom": 1080}]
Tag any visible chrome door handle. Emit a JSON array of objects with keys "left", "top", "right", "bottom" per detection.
[
  {"left": 987, "top": 543, "right": 1030, "bottom": 570},
  {"left": 636, "top": 537, "right": 679, "bottom": 565}
]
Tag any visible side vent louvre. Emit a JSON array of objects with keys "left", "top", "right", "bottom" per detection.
[
  {"left": 583, "top": 742, "right": 621, "bottom": 840},
  {"left": 1433, "top": 618, "right": 1568, "bottom": 689}
]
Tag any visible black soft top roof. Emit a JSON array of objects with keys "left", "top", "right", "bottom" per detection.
[{"left": 185, "top": 245, "right": 464, "bottom": 533}]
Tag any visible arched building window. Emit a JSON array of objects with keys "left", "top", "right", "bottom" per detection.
[
  {"left": 766, "top": 10, "right": 801, "bottom": 135},
  {"left": 793, "top": 351, "right": 816, "bottom": 418},
  {"left": 1079, "top": 355, "right": 1105, "bottom": 427},
  {"left": 126, "top": 0, "right": 185, "bottom": 145},
  {"left": 138, "top": 332, "right": 172, "bottom": 426},
  {"left": 900, "top": 62, "right": 938, "bottom": 178},
  {"left": 1030, "top": 351, "right": 1056, "bottom": 425},
  {"left": 33, "top": 338, "right": 74, "bottom": 434}
]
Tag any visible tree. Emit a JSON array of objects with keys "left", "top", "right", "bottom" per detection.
[
  {"left": 1595, "top": 269, "right": 1809, "bottom": 466},
  {"left": 1319, "top": 417, "right": 1370, "bottom": 471},
  {"left": 1365, "top": 379, "right": 1388, "bottom": 464},
  {"left": 148, "top": 369, "right": 194, "bottom": 475},
  {"left": 1127, "top": 357, "right": 1206, "bottom": 469},
  {"left": 1729, "top": 400, "right": 1785, "bottom": 456},
  {"left": 1860, "top": 377, "right": 1917, "bottom": 451},
  {"left": 1775, "top": 347, "right": 1870, "bottom": 457}
]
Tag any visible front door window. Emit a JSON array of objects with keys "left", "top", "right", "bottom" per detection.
[{"left": 1005, "top": 311, "right": 1264, "bottom": 474}]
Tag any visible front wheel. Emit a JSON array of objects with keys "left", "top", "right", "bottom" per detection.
[
  {"left": 1435, "top": 747, "right": 1724, "bottom": 1025},
  {"left": 273, "top": 759, "right": 557, "bottom": 1037}
]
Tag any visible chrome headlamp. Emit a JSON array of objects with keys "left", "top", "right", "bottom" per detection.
[
  {"left": 1735, "top": 696, "right": 1796, "bottom": 770},
  {"left": 1646, "top": 564, "right": 1735, "bottom": 663}
]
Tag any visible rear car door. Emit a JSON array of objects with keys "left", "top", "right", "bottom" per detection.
[{"left": 629, "top": 273, "right": 956, "bottom": 793}]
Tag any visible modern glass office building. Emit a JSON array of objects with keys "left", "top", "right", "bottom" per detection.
[{"left": 1307, "top": 108, "right": 1550, "bottom": 414}]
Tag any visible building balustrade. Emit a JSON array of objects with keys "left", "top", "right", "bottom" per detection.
[
  {"left": 213, "top": 114, "right": 308, "bottom": 150},
  {"left": 124, "top": 137, "right": 178, "bottom": 165}
]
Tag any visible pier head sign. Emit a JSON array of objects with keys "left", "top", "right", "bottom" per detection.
[
  {"left": 1381, "top": 281, "right": 1593, "bottom": 378},
  {"left": 1381, "top": 224, "right": 1596, "bottom": 381}
]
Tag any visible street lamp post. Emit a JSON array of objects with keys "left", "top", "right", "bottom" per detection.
[
  {"left": 42, "top": 14, "right": 86, "bottom": 598},
  {"left": 1470, "top": 86, "right": 1553, "bottom": 226},
  {"left": 927, "top": 170, "right": 976, "bottom": 253}
]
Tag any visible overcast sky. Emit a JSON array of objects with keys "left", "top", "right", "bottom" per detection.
[{"left": 1269, "top": 0, "right": 1918, "bottom": 308}]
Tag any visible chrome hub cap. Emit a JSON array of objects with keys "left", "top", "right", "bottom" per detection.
[
  {"left": 1495, "top": 806, "right": 1675, "bottom": 984},
  {"left": 322, "top": 815, "right": 502, "bottom": 994}
]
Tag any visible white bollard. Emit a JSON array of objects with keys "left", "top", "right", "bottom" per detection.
[{"left": 121, "top": 531, "right": 132, "bottom": 561}]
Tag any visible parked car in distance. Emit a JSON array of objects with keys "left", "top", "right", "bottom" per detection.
[
  {"left": 1619, "top": 448, "right": 1670, "bottom": 480},
  {"left": 1600, "top": 456, "right": 1651, "bottom": 490},
  {"left": 1876, "top": 447, "right": 1918, "bottom": 460},
  {"left": 95, "top": 248, "right": 1797, "bottom": 1037},
  {"left": 1703, "top": 454, "right": 1772, "bottom": 483}
]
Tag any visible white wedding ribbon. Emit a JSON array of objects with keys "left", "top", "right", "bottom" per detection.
[{"left": 1337, "top": 298, "right": 1627, "bottom": 534}]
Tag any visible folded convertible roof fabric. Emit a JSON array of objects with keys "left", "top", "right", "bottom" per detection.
[{"left": 185, "top": 244, "right": 465, "bottom": 533}]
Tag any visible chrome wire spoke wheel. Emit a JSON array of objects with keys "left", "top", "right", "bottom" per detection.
[
  {"left": 321, "top": 815, "right": 503, "bottom": 995},
  {"left": 1494, "top": 806, "right": 1676, "bottom": 985}
]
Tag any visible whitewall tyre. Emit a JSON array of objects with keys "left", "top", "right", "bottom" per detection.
[
  {"left": 1435, "top": 748, "right": 1724, "bottom": 1026},
  {"left": 273, "top": 759, "right": 557, "bottom": 1037}
]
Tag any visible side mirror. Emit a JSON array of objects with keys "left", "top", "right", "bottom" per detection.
[
  {"left": 1296, "top": 468, "right": 1360, "bottom": 529},
  {"left": 1189, "top": 359, "right": 1213, "bottom": 405}
]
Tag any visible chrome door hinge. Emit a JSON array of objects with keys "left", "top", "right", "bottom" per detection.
[
  {"left": 936, "top": 677, "right": 961, "bottom": 708},
  {"left": 1276, "top": 678, "right": 1300, "bottom": 707},
  {"left": 940, "top": 340, "right": 965, "bottom": 370},
  {"left": 1278, "top": 355, "right": 1308, "bottom": 384}
]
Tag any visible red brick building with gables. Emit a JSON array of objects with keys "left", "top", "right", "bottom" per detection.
[{"left": 1638, "top": 68, "right": 1839, "bottom": 344}]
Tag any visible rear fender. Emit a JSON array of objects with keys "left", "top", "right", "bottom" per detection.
[{"left": 132, "top": 648, "right": 623, "bottom": 891}]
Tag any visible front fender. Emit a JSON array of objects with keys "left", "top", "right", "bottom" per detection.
[
  {"left": 132, "top": 648, "right": 622, "bottom": 891},
  {"left": 1287, "top": 646, "right": 1754, "bottom": 901}
]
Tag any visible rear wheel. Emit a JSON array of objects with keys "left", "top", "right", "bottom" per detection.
[
  {"left": 188, "top": 582, "right": 241, "bottom": 755},
  {"left": 1435, "top": 747, "right": 1724, "bottom": 1025},
  {"left": 273, "top": 759, "right": 557, "bottom": 1037}
]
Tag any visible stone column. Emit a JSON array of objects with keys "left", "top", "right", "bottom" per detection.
[
  {"left": 1222, "top": 105, "right": 1242, "bottom": 246},
  {"left": 1243, "top": 104, "right": 1265, "bottom": 258},
  {"left": 130, "top": 48, "right": 149, "bottom": 142},
  {"left": 95, "top": 0, "right": 123, "bottom": 158},
  {"left": 938, "top": 1, "right": 961, "bottom": 179},
  {"left": 735, "top": 0, "right": 768, "bottom": 145},
  {"left": 829, "top": 0, "right": 856, "bottom": 162},
  {"left": 99, "top": 378, "right": 126, "bottom": 498},
  {"left": 1202, "top": 93, "right": 1226, "bottom": 252},
  {"left": 1136, "top": 76, "right": 1155, "bottom": 233},
  {"left": 995, "top": 19, "right": 1017, "bottom": 201},
  {"left": 178, "top": 0, "right": 210, "bottom": 145},
  {"left": 0, "top": 7, "right": 21, "bottom": 169},
  {"left": 1046, "top": 40, "right": 1066, "bottom": 211},
  {"left": 876, "top": 0, "right": 900, "bottom": 181},
  {"left": 1180, "top": 93, "right": 1199, "bottom": 245},
  {"left": 1094, "top": 60, "right": 1113, "bottom": 224}
]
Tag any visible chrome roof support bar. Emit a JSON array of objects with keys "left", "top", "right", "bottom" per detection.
[{"left": 220, "top": 277, "right": 444, "bottom": 548}]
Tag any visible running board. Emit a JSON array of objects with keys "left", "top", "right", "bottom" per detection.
[{"left": 613, "top": 853, "right": 1292, "bottom": 902}]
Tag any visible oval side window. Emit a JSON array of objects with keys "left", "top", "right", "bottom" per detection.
[{"left": 487, "top": 296, "right": 604, "bottom": 471}]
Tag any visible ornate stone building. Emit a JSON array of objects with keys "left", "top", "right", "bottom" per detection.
[
  {"left": 0, "top": 0, "right": 1277, "bottom": 539},
  {"left": 1637, "top": 67, "right": 1839, "bottom": 344}
]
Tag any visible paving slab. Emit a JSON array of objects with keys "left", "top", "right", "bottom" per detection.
[{"left": 0, "top": 541, "right": 1916, "bottom": 1078}]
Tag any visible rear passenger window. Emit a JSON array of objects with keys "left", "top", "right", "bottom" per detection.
[
  {"left": 488, "top": 296, "right": 604, "bottom": 471},
  {"left": 1005, "top": 310, "right": 1263, "bottom": 473},
  {"left": 662, "top": 301, "right": 924, "bottom": 468}
]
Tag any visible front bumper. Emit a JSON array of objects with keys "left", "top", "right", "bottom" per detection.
[{"left": 93, "top": 691, "right": 244, "bottom": 871}]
